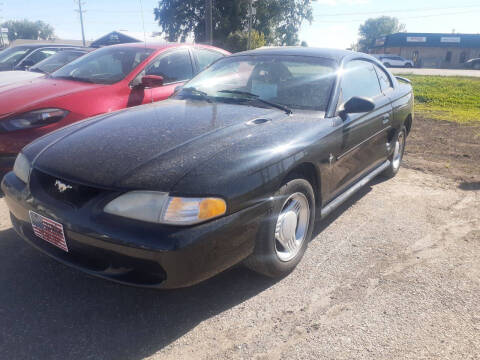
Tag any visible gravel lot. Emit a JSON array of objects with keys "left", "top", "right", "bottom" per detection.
[
  {"left": 0, "top": 165, "right": 479, "bottom": 359},
  {"left": 391, "top": 68, "right": 480, "bottom": 77}
]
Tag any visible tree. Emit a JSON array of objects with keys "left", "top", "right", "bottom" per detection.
[
  {"left": 225, "top": 30, "right": 266, "bottom": 53},
  {"left": 1, "top": 19, "right": 55, "bottom": 41},
  {"left": 357, "top": 16, "right": 405, "bottom": 52},
  {"left": 153, "top": 0, "right": 313, "bottom": 47}
]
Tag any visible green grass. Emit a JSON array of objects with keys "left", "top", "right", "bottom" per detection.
[{"left": 404, "top": 75, "right": 480, "bottom": 124}]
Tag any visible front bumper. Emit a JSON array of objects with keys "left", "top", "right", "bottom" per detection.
[{"left": 1, "top": 172, "right": 270, "bottom": 288}]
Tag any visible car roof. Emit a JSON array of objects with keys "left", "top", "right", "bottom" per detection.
[
  {"left": 108, "top": 42, "right": 228, "bottom": 53},
  {"left": 9, "top": 44, "right": 80, "bottom": 49},
  {"left": 230, "top": 47, "right": 366, "bottom": 63}
]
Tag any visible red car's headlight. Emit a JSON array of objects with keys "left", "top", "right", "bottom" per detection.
[{"left": 0, "top": 108, "right": 69, "bottom": 132}]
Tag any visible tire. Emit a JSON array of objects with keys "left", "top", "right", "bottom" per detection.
[
  {"left": 384, "top": 62, "right": 391, "bottom": 67},
  {"left": 405, "top": 63, "right": 413, "bottom": 68},
  {"left": 474, "top": 62, "right": 480, "bottom": 70},
  {"left": 244, "top": 178, "right": 316, "bottom": 278},
  {"left": 382, "top": 125, "right": 407, "bottom": 178}
]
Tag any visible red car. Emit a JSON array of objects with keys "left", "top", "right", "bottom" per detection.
[{"left": 0, "top": 43, "right": 230, "bottom": 178}]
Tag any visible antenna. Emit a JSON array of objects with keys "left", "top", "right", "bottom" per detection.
[{"left": 138, "top": 0, "right": 147, "bottom": 48}]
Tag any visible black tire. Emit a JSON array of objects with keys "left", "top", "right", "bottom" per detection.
[
  {"left": 384, "top": 62, "right": 391, "bottom": 67},
  {"left": 473, "top": 62, "right": 480, "bottom": 70},
  {"left": 244, "top": 178, "right": 316, "bottom": 278},
  {"left": 405, "top": 63, "right": 413, "bottom": 68},
  {"left": 382, "top": 125, "right": 407, "bottom": 178}
]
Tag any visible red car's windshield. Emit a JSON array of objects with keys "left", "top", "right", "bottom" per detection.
[{"left": 51, "top": 46, "right": 154, "bottom": 85}]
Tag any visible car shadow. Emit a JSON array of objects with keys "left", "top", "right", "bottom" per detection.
[
  {"left": 458, "top": 181, "right": 480, "bottom": 191},
  {"left": 0, "top": 176, "right": 382, "bottom": 360},
  {"left": 312, "top": 177, "right": 379, "bottom": 237},
  {"left": 0, "top": 228, "right": 278, "bottom": 360}
]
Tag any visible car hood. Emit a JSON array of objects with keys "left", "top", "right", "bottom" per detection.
[
  {"left": 0, "top": 71, "right": 44, "bottom": 88},
  {"left": 0, "top": 77, "right": 102, "bottom": 118},
  {"left": 30, "top": 99, "right": 286, "bottom": 190},
  {"left": 0, "top": 63, "right": 14, "bottom": 71}
]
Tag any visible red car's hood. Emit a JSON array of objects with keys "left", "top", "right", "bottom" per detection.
[{"left": 0, "top": 78, "right": 104, "bottom": 118}]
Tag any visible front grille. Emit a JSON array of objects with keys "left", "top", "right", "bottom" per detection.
[{"left": 32, "top": 170, "right": 104, "bottom": 208}]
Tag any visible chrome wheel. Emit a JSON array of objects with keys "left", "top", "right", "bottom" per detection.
[
  {"left": 392, "top": 130, "right": 405, "bottom": 171},
  {"left": 274, "top": 192, "right": 310, "bottom": 262}
]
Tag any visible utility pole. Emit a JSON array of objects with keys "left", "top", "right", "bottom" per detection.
[
  {"left": 75, "top": 0, "right": 86, "bottom": 47},
  {"left": 247, "top": 0, "right": 256, "bottom": 50},
  {"left": 205, "top": 0, "right": 212, "bottom": 44}
]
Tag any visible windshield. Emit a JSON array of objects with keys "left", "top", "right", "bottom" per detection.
[
  {"left": 30, "top": 50, "right": 87, "bottom": 74},
  {"left": 180, "top": 55, "right": 337, "bottom": 111},
  {"left": 0, "top": 47, "right": 31, "bottom": 66},
  {"left": 51, "top": 46, "right": 154, "bottom": 84}
]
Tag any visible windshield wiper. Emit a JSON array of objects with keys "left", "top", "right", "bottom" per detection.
[
  {"left": 52, "top": 75, "right": 95, "bottom": 84},
  {"left": 180, "top": 87, "right": 212, "bottom": 102},
  {"left": 29, "top": 68, "right": 47, "bottom": 74},
  {"left": 217, "top": 89, "right": 292, "bottom": 115}
]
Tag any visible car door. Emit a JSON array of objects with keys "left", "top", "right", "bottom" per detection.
[
  {"left": 132, "top": 48, "right": 195, "bottom": 105},
  {"left": 331, "top": 59, "right": 392, "bottom": 196}
]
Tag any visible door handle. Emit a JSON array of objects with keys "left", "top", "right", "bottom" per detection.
[{"left": 382, "top": 115, "right": 390, "bottom": 124}]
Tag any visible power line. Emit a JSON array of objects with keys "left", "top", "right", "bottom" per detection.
[
  {"left": 314, "top": 4, "right": 480, "bottom": 17},
  {"left": 318, "top": 9, "right": 480, "bottom": 23}
]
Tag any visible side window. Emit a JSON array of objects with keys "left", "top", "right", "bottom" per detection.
[
  {"left": 341, "top": 60, "right": 382, "bottom": 103},
  {"left": 145, "top": 49, "right": 193, "bottom": 84},
  {"left": 27, "top": 49, "right": 58, "bottom": 64},
  {"left": 374, "top": 64, "right": 393, "bottom": 92},
  {"left": 196, "top": 49, "right": 224, "bottom": 71}
]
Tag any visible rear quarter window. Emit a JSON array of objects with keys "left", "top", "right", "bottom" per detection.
[{"left": 196, "top": 49, "right": 225, "bottom": 71}]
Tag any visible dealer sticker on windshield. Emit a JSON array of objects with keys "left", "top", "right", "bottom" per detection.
[{"left": 29, "top": 211, "right": 69, "bottom": 252}]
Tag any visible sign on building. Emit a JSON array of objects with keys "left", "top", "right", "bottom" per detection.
[
  {"left": 440, "top": 37, "right": 461, "bottom": 43},
  {"left": 407, "top": 36, "right": 427, "bottom": 43}
]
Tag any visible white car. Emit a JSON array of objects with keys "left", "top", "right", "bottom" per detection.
[
  {"left": 0, "top": 48, "right": 89, "bottom": 88},
  {"left": 373, "top": 54, "right": 414, "bottom": 68}
]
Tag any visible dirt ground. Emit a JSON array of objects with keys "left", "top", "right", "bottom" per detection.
[
  {"left": 0, "top": 117, "right": 479, "bottom": 360},
  {"left": 404, "top": 114, "right": 480, "bottom": 187}
]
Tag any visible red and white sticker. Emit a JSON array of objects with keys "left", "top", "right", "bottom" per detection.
[{"left": 29, "top": 211, "right": 69, "bottom": 252}]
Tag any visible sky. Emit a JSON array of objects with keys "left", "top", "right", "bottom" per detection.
[{"left": 1, "top": 0, "right": 479, "bottom": 49}]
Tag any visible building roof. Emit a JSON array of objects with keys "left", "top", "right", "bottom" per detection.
[
  {"left": 374, "top": 33, "right": 480, "bottom": 49},
  {"left": 90, "top": 30, "right": 165, "bottom": 48}
]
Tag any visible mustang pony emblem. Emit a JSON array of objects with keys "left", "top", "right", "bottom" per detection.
[{"left": 54, "top": 180, "right": 73, "bottom": 193}]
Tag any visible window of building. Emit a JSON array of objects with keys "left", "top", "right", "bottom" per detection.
[{"left": 445, "top": 51, "right": 452, "bottom": 62}]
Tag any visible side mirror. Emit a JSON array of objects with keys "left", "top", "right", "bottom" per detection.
[
  {"left": 341, "top": 96, "right": 375, "bottom": 115},
  {"left": 141, "top": 75, "right": 164, "bottom": 88},
  {"left": 174, "top": 84, "right": 184, "bottom": 94}
]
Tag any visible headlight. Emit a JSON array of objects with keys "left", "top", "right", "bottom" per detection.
[
  {"left": 13, "top": 153, "right": 31, "bottom": 183},
  {"left": 104, "top": 191, "right": 227, "bottom": 225},
  {"left": 1, "top": 108, "right": 69, "bottom": 132}
]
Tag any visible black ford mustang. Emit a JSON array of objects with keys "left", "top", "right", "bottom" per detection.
[{"left": 2, "top": 47, "right": 413, "bottom": 288}]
